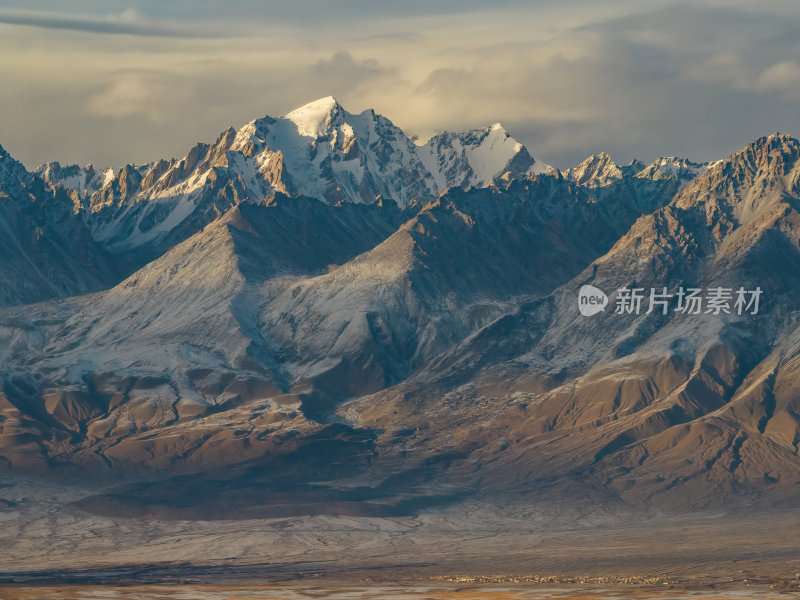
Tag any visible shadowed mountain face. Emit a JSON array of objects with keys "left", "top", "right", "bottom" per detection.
[
  {"left": 0, "top": 145, "right": 122, "bottom": 306},
  {"left": 0, "top": 98, "right": 797, "bottom": 515}
]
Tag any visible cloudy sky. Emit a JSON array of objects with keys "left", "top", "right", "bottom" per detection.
[{"left": 2, "top": 0, "right": 800, "bottom": 170}]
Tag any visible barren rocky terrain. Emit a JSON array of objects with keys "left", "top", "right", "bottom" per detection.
[{"left": 2, "top": 99, "right": 800, "bottom": 590}]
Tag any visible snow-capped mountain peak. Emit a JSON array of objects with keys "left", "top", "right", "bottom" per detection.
[
  {"left": 635, "top": 156, "right": 707, "bottom": 181},
  {"left": 420, "top": 122, "right": 545, "bottom": 189},
  {"left": 35, "top": 161, "right": 116, "bottom": 201},
  {"left": 565, "top": 152, "right": 623, "bottom": 186},
  {"left": 284, "top": 95, "right": 344, "bottom": 138},
  {"left": 26, "top": 98, "right": 561, "bottom": 253}
]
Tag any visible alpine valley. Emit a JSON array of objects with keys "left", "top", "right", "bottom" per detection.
[{"left": 2, "top": 97, "right": 800, "bottom": 583}]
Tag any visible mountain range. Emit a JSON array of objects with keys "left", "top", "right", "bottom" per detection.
[{"left": 1, "top": 97, "right": 798, "bottom": 516}]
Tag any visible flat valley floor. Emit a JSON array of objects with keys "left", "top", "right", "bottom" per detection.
[{"left": 1, "top": 477, "right": 799, "bottom": 598}]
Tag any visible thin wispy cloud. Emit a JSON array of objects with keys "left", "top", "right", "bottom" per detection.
[{"left": 0, "top": 8, "right": 192, "bottom": 37}]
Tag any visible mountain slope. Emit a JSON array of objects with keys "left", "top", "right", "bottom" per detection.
[
  {"left": 4, "top": 100, "right": 799, "bottom": 513},
  {"left": 0, "top": 144, "right": 120, "bottom": 307},
  {"left": 262, "top": 175, "right": 652, "bottom": 403},
  {"left": 345, "top": 134, "right": 800, "bottom": 510},
  {"left": 0, "top": 196, "right": 401, "bottom": 472},
  {"left": 0, "top": 164, "right": 689, "bottom": 473}
]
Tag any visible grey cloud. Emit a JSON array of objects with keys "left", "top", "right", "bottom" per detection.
[
  {"left": 4, "top": 1, "right": 800, "bottom": 173},
  {"left": 416, "top": 68, "right": 472, "bottom": 95},
  {"left": 309, "top": 52, "right": 390, "bottom": 94},
  {"left": 577, "top": 4, "right": 800, "bottom": 71},
  {"left": 0, "top": 8, "right": 192, "bottom": 37},
  {"left": 407, "top": 4, "right": 800, "bottom": 168},
  {"left": 86, "top": 70, "right": 195, "bottom": 119}
]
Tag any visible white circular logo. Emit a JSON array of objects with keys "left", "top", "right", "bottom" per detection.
[{"left": 578, "top": 285, "right": 608, "bottom": 316}]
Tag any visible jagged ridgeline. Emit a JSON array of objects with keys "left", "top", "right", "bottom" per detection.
[{"left": 1, "top": 97, "right": 798, "bottom": 513}]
